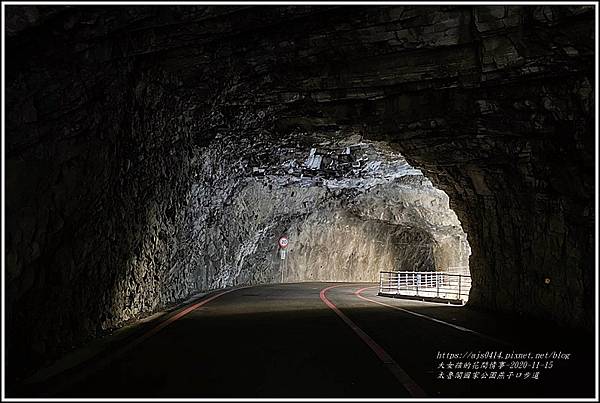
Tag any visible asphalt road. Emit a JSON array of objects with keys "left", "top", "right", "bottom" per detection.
[{"left": 15, "top": 282, "right": 596, "bottom": 398}]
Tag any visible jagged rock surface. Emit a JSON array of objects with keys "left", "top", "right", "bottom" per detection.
[{"left": 5, "top": 5, "right": 594, "bottom": 378}]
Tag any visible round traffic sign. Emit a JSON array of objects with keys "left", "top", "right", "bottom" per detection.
[{"left": 278, "top": 236, "right": 289, "bottom": 249}]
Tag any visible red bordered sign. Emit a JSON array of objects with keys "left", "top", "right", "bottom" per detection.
[{"left": 278, "top": 236, "right": 289, "bottom": 249}]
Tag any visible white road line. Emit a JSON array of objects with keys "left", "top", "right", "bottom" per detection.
[{"left": 354, "top": 286, "right": 512, "bottom": 347}]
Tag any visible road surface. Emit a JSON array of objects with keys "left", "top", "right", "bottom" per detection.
[{"left": 13, "top": 282, "right": 596, "bottom": 398}]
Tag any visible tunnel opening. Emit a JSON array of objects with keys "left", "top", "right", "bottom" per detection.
[
  {"left": 200, "top": 130, "right": 473, "bottom": 304},
  {"left": 194, "top": 130, "right": 471, "bottom": 290},
  {"left": 4, "top": 4, "right": 595, "bottom": 392}
]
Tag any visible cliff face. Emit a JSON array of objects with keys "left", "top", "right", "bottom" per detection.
[
  {"left": 5, "top": 5, "right": 594, "bottom": 377},
  {"left": 190, "top": 136, "right": 470, "bottom": 287}
]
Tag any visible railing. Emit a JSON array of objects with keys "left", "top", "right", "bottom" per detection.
[{"left": 379, "top": 271, "right": 471, "bottom": 304}]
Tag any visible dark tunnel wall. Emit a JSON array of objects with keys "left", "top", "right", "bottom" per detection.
[{"left": 5, "top": 5, "right": 595, "bottom": 377}]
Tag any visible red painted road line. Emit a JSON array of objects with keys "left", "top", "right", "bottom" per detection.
[
  {"left": 319, "top": 284, "right": 427, "bottom": 398},
  {"left": 48, "top": 286, "right": 245, "bottom": 396},
  {"left": 355, "top": 286, "right": 511, "bottom": 347},
  {"left": 125, "top": 286, "right": 247, "bottom": 349}
]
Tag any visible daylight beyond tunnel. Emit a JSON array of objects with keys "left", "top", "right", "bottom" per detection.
[{"left": 5, "top": 4, "right": 595, "bottom": 380}]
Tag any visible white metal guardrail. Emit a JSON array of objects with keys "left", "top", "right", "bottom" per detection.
[{"left": 379, "top": 271, "right": 471, "bottom": 304}]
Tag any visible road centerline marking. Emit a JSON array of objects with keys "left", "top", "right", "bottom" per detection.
[{"left": 319, "top": 284, "right": 427, "bottom": 398}]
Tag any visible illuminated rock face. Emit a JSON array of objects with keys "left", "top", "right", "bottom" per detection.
[
  {"left": 194, "top": 140, "right": 470, "bottom": 287},
  {"left": 5, "top": 5, "right": 594, "bottom": 376}
]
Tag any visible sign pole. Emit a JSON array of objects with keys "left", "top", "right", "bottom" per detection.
[{"left": 278, "top": 235, "right": 289, "bottom": 284}]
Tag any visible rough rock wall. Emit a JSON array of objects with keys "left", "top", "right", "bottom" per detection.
[
  {"left": 284, "top": 210, "right": 435, "bottom": 282},
  {"left": 177, "top": 131, "right": 470, "bottom": 287},
  {"left": 5, "top": 60, "right": 204, "bottom": 375},
  {"left": 220, "top": 5, "right": 595, "bottom": 328},
  {"left": 215, "top": 175, "right": 469, "bottom": 285},
  {"left": 5, "top": 4, "right": 594, "bottom": 377}
]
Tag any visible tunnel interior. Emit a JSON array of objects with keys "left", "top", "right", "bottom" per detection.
[{"left": 4, "top": 4, "right": 595, "bottom": 382}]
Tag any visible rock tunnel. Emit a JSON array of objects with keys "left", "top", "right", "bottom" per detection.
[{"left": 4, "top": 4, "right": 596, "bottom": 390}]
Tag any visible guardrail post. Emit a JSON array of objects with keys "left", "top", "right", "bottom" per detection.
[
  {"left": 436, "top": 272, "right": 440, "bottom": 297},
  {"left": 458, "top": 274, "right": 462, "bottom": 300},
  {"left": 415, "top": 272, "right": 419, "bottom": 296}
]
